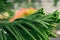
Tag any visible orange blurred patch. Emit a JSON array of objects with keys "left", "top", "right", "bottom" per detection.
[
  {"left": 25, "top": 7, "right": 36, "bottom": 15},
  {"left": 9, "top": 7, "right": 36, "bottom": 22}
]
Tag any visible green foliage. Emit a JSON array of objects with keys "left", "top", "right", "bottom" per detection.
[
  {"left": 0, "top": 10, "right": 14, "bottom": 21},
  {"left": 0, "top": 8, "right": 60, "bottom": 40},
  {"left": 0, "top": 0, "right": 13, "bottom": 13}
]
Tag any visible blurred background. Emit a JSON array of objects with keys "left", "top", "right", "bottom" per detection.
[
  {"left": 0, "top": 0, "right": 60, "bottom": 40},
  {"left": 3, "top": 0, "right": 60, "bottom": 13},
  {"left": 1, "top": 0, "right": 60, "bottom": 12}
]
